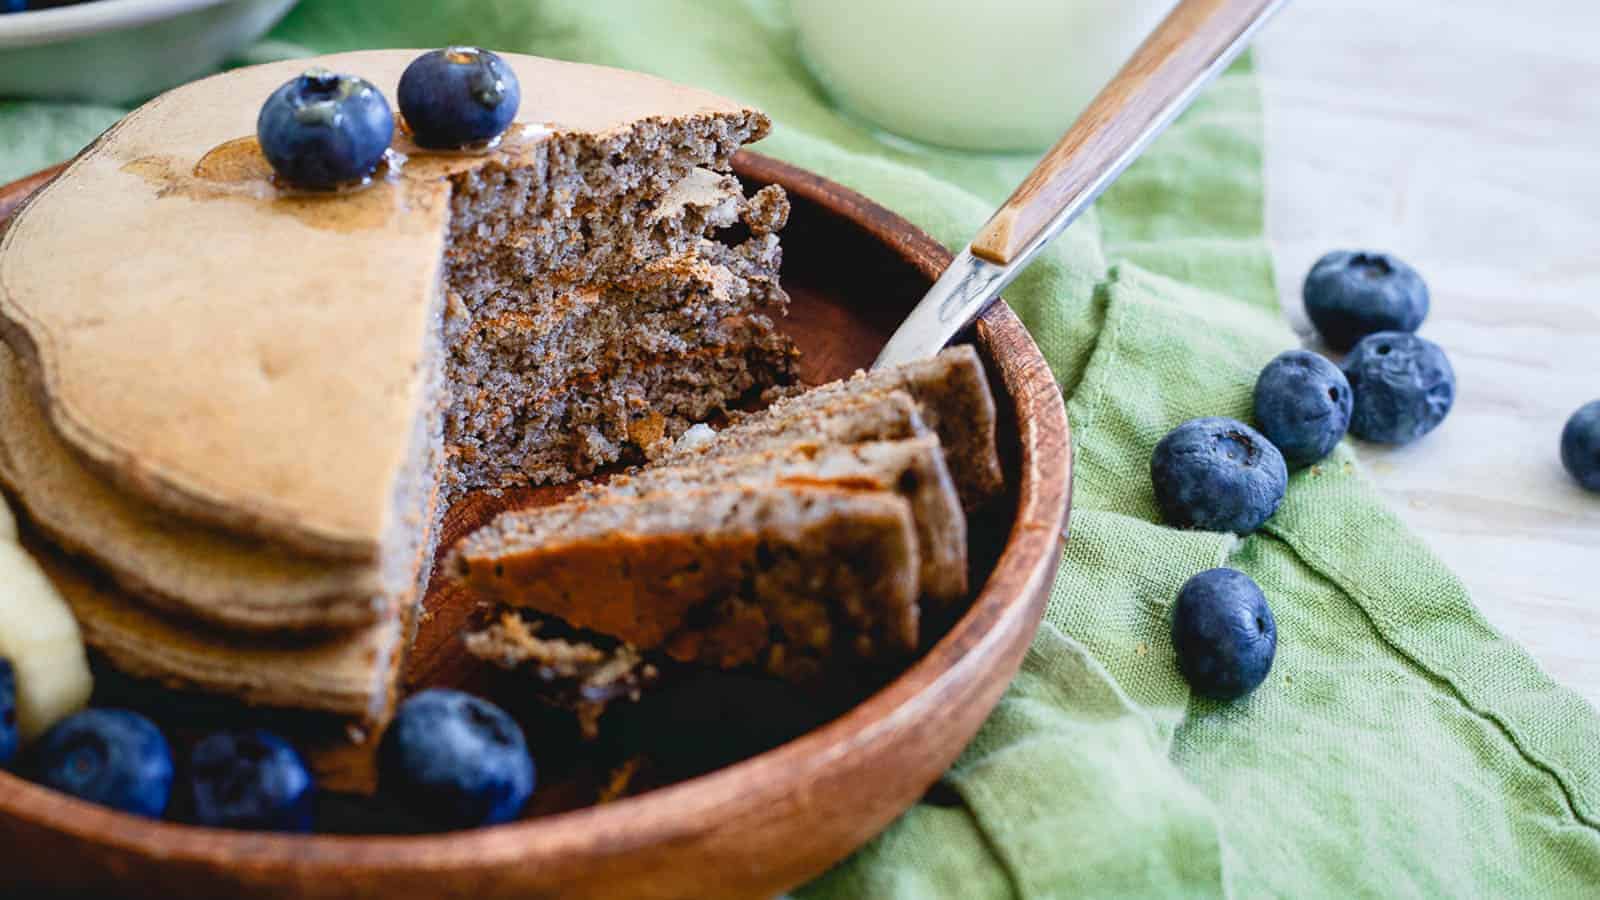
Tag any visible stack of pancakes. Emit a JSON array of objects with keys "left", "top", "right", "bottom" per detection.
[
  {"left": 0, "top": 50, "right": 1010, "bottom": 779},
  {"left": 0, "top": 51, "right": 795, "bottom": 729}
]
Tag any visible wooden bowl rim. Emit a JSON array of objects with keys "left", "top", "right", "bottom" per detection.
[{"left": 0, "top": 151, "right": 1073, "bottom": 875}]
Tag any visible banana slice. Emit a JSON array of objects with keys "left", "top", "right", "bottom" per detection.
[{"left": 0, "top": 538, "right": 93, "bottom": 739}]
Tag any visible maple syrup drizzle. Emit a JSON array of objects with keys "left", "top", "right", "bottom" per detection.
[
  {"left": 119, "top": 122, "right": 555, "bottom": 233},
  {"left": 393, "top": 115, "right": 553, "bottom": 158}
]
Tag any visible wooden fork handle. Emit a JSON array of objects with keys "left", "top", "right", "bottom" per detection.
[{"left": 970, "top": 0, "right": 1284, "bottom": 265}]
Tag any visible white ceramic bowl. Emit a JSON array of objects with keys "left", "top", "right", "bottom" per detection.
[
  {"left": 793, "top": 0, "right": 1175, "bottom": 152},
  {"left": 0, "top": 0, "right": 298, "bottom": 104}
]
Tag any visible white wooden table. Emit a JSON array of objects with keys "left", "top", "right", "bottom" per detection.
[{"left": 1256, "top": 0, "right": 1600, "bottom": 707}]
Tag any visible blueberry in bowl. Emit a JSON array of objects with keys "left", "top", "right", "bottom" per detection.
[
  {"left": 257, "top": 68, "right": 395, "bottom": 191},
  {"left": 0, "top": 657, "right": 17, "bottom": 766},
  {"left": 27, "top": 708, "right": 173, "bottom": 818},
  {"left": 1172, "top": 567, "right": 1277, "bottom": 701},
  {"left": 1303, "top": 250, "right": 1429, "bottom": 351},
  {"left": 1343, "top": 331, "right": 1455, "bottom": 445},
  {"left": 182, "top": 729, "right": 315, "bottom": 832},
  {"left": 1253, "top": 349, "right": 1352, "bottom": 469},
  {"left": 398, "top": 47, "right": 522, "bottom": 150},
  {"left": 1561, "top": 400, "right": 1600, "bottom": 492},
  {"left": 1151, "top": 417, "right": 1288, "bottom": 535},
  {"left": 378, "top": 689, "right": 535, "bottom": 830}
]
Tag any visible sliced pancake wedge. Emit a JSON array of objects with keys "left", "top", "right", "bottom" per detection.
[
  {"left": 662, "top": 345, "right": 1004, "bottom": 508},
  {"left": 451, "top": 485, "right": 921, "bottom": 679},
  {"left": 596, "top": 435, "right": 967, "bottom": 602},
  {"left": 658, "top": 388, "right": 932, "bottom": 462}
]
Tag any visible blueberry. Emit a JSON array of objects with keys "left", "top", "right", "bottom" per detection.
[
  {"left": 3, "top": 1, "right": 27, "bottom": 14},
  {"left": 1303, "top": 250, "right": 1429, "bottom": 351},
  {"left": 1151, "top": 417, "right": 1287, "bottom": 534},
  {"left": 29, "top": 709, "right": 173, "bottom": 818},
  {"left": 1172, "top": 568, "right": 1277, "bottom": 701},
  {"left": 1252, "top": 350, "right": 1352, "bottom": 469},
  {"left": 0, "top": 658, "right": 17, "bottom": 766},
  {"left": 183, "top": 729, "right": 314, "bottom": 832},
  {"left": 1561, "top": 400, "right": 1600, "bottom": 492},
  {"left": 378, "top": 689, "right": 534, "bottom": 829},
  {"left": 1343, "top": 331, "right": 1455, "bottom": 445},
  {"left": 398, "top": 47, "right": 521, "bottom": 149},
  {"left": 257, "top": 68, "right": 394, "bottom": 190}
]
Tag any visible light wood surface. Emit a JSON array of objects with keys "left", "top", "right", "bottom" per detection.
[
  {"left": 971, "top": 0, "right": 1281, "bottom": 264},
  {"left": 0, "top": 153, "right": 1072, "bottom": 898},
  {"left": 1257, "top": 0, "right": 1600, "bottom": 707}
]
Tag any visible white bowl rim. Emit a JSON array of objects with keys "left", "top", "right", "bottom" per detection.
[{"left": 0, "top": 0, "right": 240, "bottom": 48}]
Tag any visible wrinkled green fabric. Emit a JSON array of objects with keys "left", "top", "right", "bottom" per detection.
[{"left": 5, "top": 1, "right": 1596, "bottom": 895}]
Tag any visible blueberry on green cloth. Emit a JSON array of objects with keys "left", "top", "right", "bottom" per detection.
[
  {"left": 257, "top": 68, "right": 394, "bottom": 190},
  {"left": 29, "top": 709, "right": 173, "bottom": 818},
  {"left": 378, "top": 689, "right": 535, "bottom": 830},
  {"left": 1172, "top": 568, "right": 1277, "bottom": 701},
  {"left": 1343, "top": 331, "right": 1455, "bottom": 445},
  {"left": 1253, "top": 349, "right": 1352, "bottom": 468},
  {"left": 1303, "top": 250, "right": 1429, "bottom": 351},
  {"left": 1561, "top": 399, "right": 1600, "bottom": 492},
  {"left": 1151, "top": 417, "right": 1287, "bottom": 534},
  {"left": 398, "top": 47, "right": 521, "bottom": 149},
  {"left": 184, "top": 729, "right": 315, "bottom": 832},
  {"left": 0, "top": 658, "right": 17, "bottom": 766}
]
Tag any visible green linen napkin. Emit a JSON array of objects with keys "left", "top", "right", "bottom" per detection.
[{"left": 5, "top": 1, "right": 1597, "bottom": 895}]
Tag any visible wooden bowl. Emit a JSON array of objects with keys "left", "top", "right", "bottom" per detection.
[{"left": 0, "top": 152, "right": 1071, "bottom": 899}]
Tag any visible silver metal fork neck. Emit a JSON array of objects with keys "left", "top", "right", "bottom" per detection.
[{"left": 871, "top": 0, "right": 1288, "bottom": 371}]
